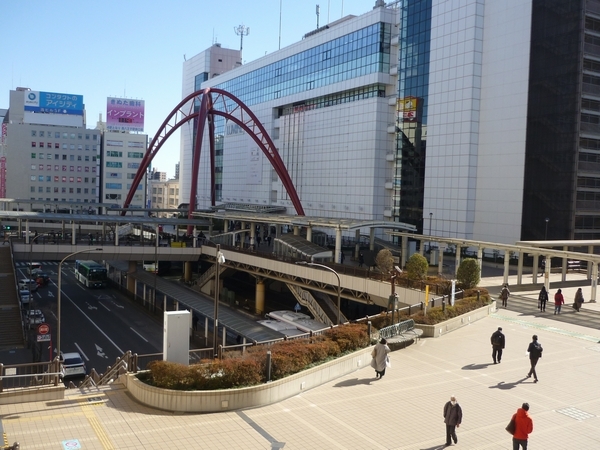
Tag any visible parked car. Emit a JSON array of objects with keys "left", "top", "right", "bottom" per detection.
[
  {"left": 24, "top": 309, "right": 45, "bottom": 329},
  {"left": 60, "top": 352, "right": 87, "bottom": 379},
  {"left": 18, "top": 278, "right": 38, "bottom": 291},
  {"left": 19, "top": 290, "right": 31, "bottom": 305},
  {"left": 35, "top": 272, "right": 51, "bottom": 285}
]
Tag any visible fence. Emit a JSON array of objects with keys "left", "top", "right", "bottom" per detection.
[{"left": 0, "top": 359, "right": 61, "bottom": 392}]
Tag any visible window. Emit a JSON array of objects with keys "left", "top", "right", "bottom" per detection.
[
  {"left": 62, "top": 143, "right": 67, "bottom": 149},
  {"left": 127, "top": 152, "right": 143, "bottom": 158},
  {"left": 106, "top": 162, "right": 122, "bottom": 168},
  {"left": 46, "top": 187, "right": 51, "bottom": 193},
  {"left": 127, "top": 162, "right": 140, "bottom": 169},
  {"left": 62, "top": 133, "right": 68, "bottom": 139},
  {"left": 47, "top": 143, "right": 51, "bottom": 148},
  {"left": 105, "top": 183, "right": 123, "bottom": 189},
  {"left": 54, "top": 165, "right": 59, "bottom": 171},
  {"left": 31, "top": 153, "right": 36, "bottom": 158},
  {"left": 38, "top": 175, "right": 44, "bottom": 181},
  {"left": 62, "top": 165, "right": 67, "bottom": 171},
  {"left": 61, "top": 187, "right": 66, "bottom": 193},
  {"left": 54, "top": 176, "right": 59, "bottom": 182},
  {"left": 77, "top": 177, "right": 82, "bottom": 182},
  {"left": 39, "top": 142, "right": 44, "bottom": 148},
  {"left": 46, "top": 175, "right": 51, "bottom": 181},
  {"left": 69, "top": 188, "right": 74, "bottom": 193},
  {"left": 31, "top": 130, "right": 37, "bottom": 137},
  {"left": 69, "top": 177, "right": 74, "bottom": 182},
  {"left": 55, "top": 154, "right": 59, "bottom": 160},
  {"left": 70, "top": 166, "right": 74, "bottom": 171},
  {"left": 40, "top": 131, "right": 45, "bottom": 137},
  {"left": 70, "top": 133, "right": 75, "bottom": 139},
  {"left": 70, "top": 145, "right": 75, "bottom": 150},
  {"left": 78, "top": 145, "right": 82, "bottom": 151},
  {"left": 85, "top": 167, "right": 90, "bottom": 172},
  {"left": 85, "top": 134, "right": 90, "bottom": 140},
  {"left": 92, "top": 135, "right": 97, "bottom": 140},
  {"left": 85, "top": 156, "right": 90, "bottom": 161},
  {"left": 92, "top": 167, "right": 96, "bottom": 172},
  {"left": 84, "top": 188, "right": 89, "bottom": 194},
  {"left": 61, "top": 176, "right": 67, "bottom": 182},
  {"left": 30, "top": 186, "right": 35, "bottom": 192},
  {"left": 107, "top": 151, "right": 122, "bottom": 157},
  {"left": 32, "top": 142, "right": 36, "bottom": 147},
  {"left": 77, "top": 166, "right": 82, "bottom": 172},
  {"left": 46, "top": 165, "right": 51, "bottom": 171},
  {"left": 30, "top": 176, "right": 36, "bottom": 181},
  {"left": 62, "top": 155, "right": 67, "bottom": 160},
  {"left": 77, "top": 188, "right": 81, "bottom": 193},
  {"left": 39, "top": 153, "right": 44, "bottom": 159},
  {"left": 39, "top": 164, "right": 44, "bottom": 170},
  {"left": 78, "top": 133, "right": 82, "bottom": 139},
  {"left": 55, "top": 132, "right": 60, "bottom": 138},
  {"left": 77, "top": 156, "right": 82, "bottom": 161},
  {"left": 47, "top": 153, "right": 51, "bottom": 159},
  {"left": 54, "top": 187, "right": 58, "bottom": 193},
  {"left": 31, "top": 165, "right": 36, "bottom": 170}
]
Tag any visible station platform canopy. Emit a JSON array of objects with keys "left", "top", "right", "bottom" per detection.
[{"left": 273, "top": 234, "right": 332, "bottom": 262}]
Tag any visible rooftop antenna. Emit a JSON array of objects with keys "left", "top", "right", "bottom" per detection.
[
  {"left": 279, "top": 0, "right": 282, "bottom": 49},
  {"left": 234, "top": 25, "right": 250, "bottom": 52},
  {"left": 316, "top": 4, "right": 320, "bottom": 28}
]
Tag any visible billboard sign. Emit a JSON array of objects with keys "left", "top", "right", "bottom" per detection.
[
  {"left": 24, "top": 91, "right": 84, "bottom": 115},
  {"left": 106, "top": 97, "right": 145, "bottom": 132},
  {"left": 398, "top": 96, "right": 419, "bottom": 122}
]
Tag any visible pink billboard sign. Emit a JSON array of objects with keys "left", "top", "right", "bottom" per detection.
[{"left": 106, "top": 97, "right": 145, "bottom": 132}]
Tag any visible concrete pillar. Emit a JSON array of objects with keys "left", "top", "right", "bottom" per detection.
[
  {"left": 532, "top": 255, "right": 539, "bottom": 284},
  {"left": 503, "top": 251, "right": 510, "bottom": 285},
  {"left": 419, "top": 240, "right": 424, "bottom": 256},
  {"left": 561, "top": 245, "right": 568, "bottom": 282},
  {"left": 477, "top": 247, "right": 483, "bottom": 282},
  {"left": 455, "top": 245, "right": 461, "bottom": 277},
  {"left": 335, "top": 228, "right": 342, "bottom": 264},
  {"left": 544, "top": 254, "right": 551, "bottom": 291},
  {"left": 250, "top": 222, "right": 256, "bottom": 248},
  {"left": 517, "top": 252, "right": 523, "bottom": 286},
  {"left": 209, "top": 218, "right": 214, "bottom": 235},
  {"left": 369, "top": 228, "right": 375, "bottom": 251},
  {"left": 588, "top": 245, "right": 594, "bottom": 280},
  {"left": 438, "top": 245, "right": 444, "bottom": 276},
  {"left": 224, "top": 219, "right": 229, "bottom": 233},
  {"left": 293, "top": 225, "right": 300, "bottom": 236},
  {"left": 71, "top": 221, "right": 76, "bottom": 245},
  {"left": 355, "top": 229, "right": 361, "bottom": 259},
  {"left": 115, "top": 222, "right": 119, "bottom": 246},
  {"left": 306, "top": 226, "right": 312, "bottom": 243},
  {"left": 127, "top": 260, "right": 136, "bottom": 293},
  {"left": 25, "top": 221, "right": 30, "bottom": 244},
  {"left": 184, "top": 261, "right": 192, "bottom": 282},
  {"left": 402, "top": 235, "right": 408, "bottom": 267},
  {"left": 255, "top": 278, "right": 265, "bottom": 315},
  {"left": 156, "top": 224, "right": 160, "bottom": 247},
  {"left": 276, "top": 225, "right": 281, "bottom": 238},
  {"left": 591, "top": 262, "right": 598, "bottom": 303}
]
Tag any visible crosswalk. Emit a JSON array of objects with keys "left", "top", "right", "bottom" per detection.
[{"left": 15, "top": 261, "right": 60, "bottom": 268}]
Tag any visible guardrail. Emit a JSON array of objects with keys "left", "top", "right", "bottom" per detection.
[{"left": 0, "top": 359, "right": 61, "bottom": 392}]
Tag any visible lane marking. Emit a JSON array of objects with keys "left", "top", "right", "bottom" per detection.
[
  {"left": 74, "top": 342, "right": 89, "bottom": 361},
  {"left": 129, "top": 327, "right": 148, "bottom": 342}
]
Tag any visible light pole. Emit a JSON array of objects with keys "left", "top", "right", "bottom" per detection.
[
  {"left": 213, "top": 244, "right": 226, "bottom": 357},
  {"left": 28, "top": 232, "right": 50, "bottom": 330},
  {"left": 296, "top": 261, "right": 341, "bottom": 325},
  {"left": 544, "top": 217, "right": 549, "bottom": 240},
  {"left": 57, "top": 248, "right": 102, "bottom": 359}
]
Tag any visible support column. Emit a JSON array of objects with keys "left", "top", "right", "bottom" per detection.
[
  {"left": 503, "top": 251, "right": 510, "bottom": 285},
  {"left": 438, "top": 244, "right": 444, "bottom": 276},
  {"left": 115, "top": 222, "right": 119, "bottom": 246},
  {"left": 455, "top": 245, "right": 461, "bottom": 277},
  {"left": 588, "top": 245, "right": 594, "bottom": 280},
  {"left": 355, "top": 229, "right": 361, "bottom": 260},
  {"left": 25, "top": 221, "right": 30, "bottom": 244},
  {"left": 250, "top": 222, "right": 256, "bottom": 248},
  {"left": 127, "top": 260, "right": 136, "bottom": 293},
  {"left": 477, "top": 247, "right": 483, "bottom": 282},
  {"left": 224, "top": 219, "right": 229, "bottom": 233},
  {"left": 561, "top": 245, "right": 568, "bottom": 282},
  {"left": 208, "top": 218, "right": 214, "bottom": 236},
  {"left": 255, "top": 278, "right": 265, "bottom": 315},
  {"left": 532, "top": 254, "right": 539, "bottom": 284},
  {"left": 517, "top": 252, "right": 523, "bottom": 286},
  {"left": 71, "top": 221, "right": 76, "bottom": 245},
  {"left": 293, "top": 225, "right": 300, "bottom": 236},
  {"left": 335, "top": 228, "right": 342, "bottom": 264},
  {"left": 369, "top": 228, "right": 375, "bottom": 251},
  {"left": 591, "top": 262, "right": 598, "bottom": 303},
  {"left": 306, "top": 226, "right": 312, "bottom": 243},
  {"left": 402, "top": 235, "right": 408, "bottom": 267},
  {"left": 184, "top": 261, "right": 192, "bottom": 282},
  {"left": 544, "top": 254, "right": 551, "bottom": 291},
  {"left": 419, "top": 240, "right": 424, "bottom": 256}
]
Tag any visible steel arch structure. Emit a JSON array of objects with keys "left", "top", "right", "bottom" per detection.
[{"left": 122, "top": 88, "right": 305, "bottom": 230}]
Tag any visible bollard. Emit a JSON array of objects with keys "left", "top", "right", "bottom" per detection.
[
  {"left": 367, "top": 321, "right": 372, "bottom": 341},
  {"left": 442, "top": 296, "right": 446, "bottom": 312},
  {"left": 266, "top": 350, "right": 272, "bottom": 382},
  {"left": 477, "top": 290, "right": 480, "bottom": 302}
]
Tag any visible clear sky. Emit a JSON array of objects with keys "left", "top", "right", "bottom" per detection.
[{"left": 2, "top": 0, "right": 374, "bottom": 179}]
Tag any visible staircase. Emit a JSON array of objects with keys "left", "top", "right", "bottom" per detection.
[
  {"left": 0, "top": 245, "right": 26, "bottom": 350},
  {"left": 287, "top": 284, "right": 348, "bottom": 325}
]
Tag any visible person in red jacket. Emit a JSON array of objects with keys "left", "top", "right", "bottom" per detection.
[
  {"left": 511, "top": 402, "right": 533, "bottom": 450},
  {"left": 554, "top": 288, "right": 564, "bottom": 315}
]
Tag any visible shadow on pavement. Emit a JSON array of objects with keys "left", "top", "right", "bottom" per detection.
[
  {"left": 462, "top": 362, "right": 494, "bottom": 370},
  {"left": 334, "top": 377, "right": 374, "bottom": 387},
  {"left": 489, "top": 378, "right": 528, "bottom": 390}
]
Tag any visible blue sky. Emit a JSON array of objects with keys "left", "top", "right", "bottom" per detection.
[{"left": 2, "top": 0, "right": 373, "bottom": 178}]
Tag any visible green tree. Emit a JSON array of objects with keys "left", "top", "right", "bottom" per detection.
[
  {"left": 456, "top": 257, "right": 480, "bottom": 289},
  {"left": 405, "top": 253, "right": 428, "bottom": 280},
  {"left": 375, "top": 249, "right": 394, "bottom": 275}
]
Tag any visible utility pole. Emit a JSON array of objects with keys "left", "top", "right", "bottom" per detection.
[
  {"left": 316, "top": 4, "right": 320, "bottom": 28},
  {"left": 234, "top": 25, "right": 250, "bottom": 52}
]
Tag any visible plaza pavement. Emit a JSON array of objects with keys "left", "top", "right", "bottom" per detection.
[{"left": 2, "top": 274, "right": 600, "bottom": 449}]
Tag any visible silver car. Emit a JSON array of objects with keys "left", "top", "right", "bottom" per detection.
[{"left": 60, "top": 352, "right": 87, "bottom": 378}]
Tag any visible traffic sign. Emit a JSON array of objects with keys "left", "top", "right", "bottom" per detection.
[
  {"left": 38, "top": 323, "right": 50, "bottom": 334},
  {"left": 37, "top": 334, "right": 51, "bottom": 342}
]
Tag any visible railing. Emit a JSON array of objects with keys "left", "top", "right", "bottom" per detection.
[
  {"left": 0, "top": 359, "right": 61, "bottom": 392},
  {"left": 287, "top": 284, "right": 334, "bottom": 326}
]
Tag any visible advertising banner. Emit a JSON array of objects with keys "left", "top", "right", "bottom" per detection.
[
  {"left": 106, "top": 97, "right": 145, "bottom": 132},
  {"left": 24, "top": 91, "right": 84, "bottom": 115},
  {"left": 0, "top": 156, "right": 6, "bottom": 198}
]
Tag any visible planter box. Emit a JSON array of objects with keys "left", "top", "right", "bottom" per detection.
[
  {"left": 414, "top": 301, "right": 496, "bottom": 338},
  {"left": 124, "top": 347, "right": 373, "bottom": 413}
]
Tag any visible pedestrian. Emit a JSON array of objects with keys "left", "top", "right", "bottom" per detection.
[
  {"left": 443, "top": 395, "right": 462, "bottom": 447},
  {"left": 267, "top": 235, "right": 272, "bottom": 246},
  {"left": 192, "top": 314, "right": 199, "bottom": 331},
  {"left": 538, "top": 286, "right": 548, "bottom": 312},
  {"left": 510, "top": 403, "right": 533, "bottom": 450},
  {"left": 526, "top": 335, "right": 543, "bottom": 383},
  {"left": 340, "top": 251, "right": 345, "bottom": 264},
  {"left": 573, "top": 287, "right": 584, "bottom": 312},
  {"left": 370, "top": 338, "right": 390, "bottom": 379},
  {"left": 554, "top": 288, "right": 564, "bottom": 314},
  {"left": 490, "top": 326, "right": 505, "bottom": 364},
  {"left": 256, "top": 235, "right": 261, "bottom": 246},
  {"left": 358, "top": 252, "right": 364, "bottom": 268},
  {"left": 500, "top": 283, "right": 510, "bottom": 308}
]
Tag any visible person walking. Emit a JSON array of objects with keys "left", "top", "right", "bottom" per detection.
[
  {"left": 443, "top": 395, "right": 462, "bottom": 446},
  {"left": 574, "top": 287, "right": 584, "bottom": 312},
  {"left": 554, "top": 288, "right": 564, "bottom": 315},
  {"left": 511, "top": 403, "right": 533, "bottom": 450},
  {"left": 358, "top": 252, "right": 364, "bottom": 268},
  {"left": 370, "top": 338, "right": 390, "bottom": 379},
  {"left": 538, "top": 286, "right": 548, "bottom": 312},
  {"left": 526, "top": 335, "right": 543, "bottom": 383},
  {"left": 490, "top": 326, "right": 505, "bottom": 364},
  {"left": 500, "top": 283, "right": 511, "bottom": 308}
]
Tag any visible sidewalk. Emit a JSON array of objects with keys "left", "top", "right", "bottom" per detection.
[{"left": 2, "top": 301, "right": 600, "bottom": 449}]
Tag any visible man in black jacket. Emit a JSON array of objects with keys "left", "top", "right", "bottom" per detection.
[
  {"left": 526, "top": 335, "right": 543, "bottom": 383},
  {"left": 490, "top": 327, "right": 505, "bottom": 364},
  {"left": 443, "top": 395, "right": 463, "bottom": 446}
]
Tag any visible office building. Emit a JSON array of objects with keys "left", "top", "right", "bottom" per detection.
[
  {"left": 149, "top": 178, "right": 180, "bottom": 217},
  {"left": 2, "top": 88, "right": 100, "bottom": 208},
  {"left": 180, "top": 0, "right": 600, "bottom": 245}
]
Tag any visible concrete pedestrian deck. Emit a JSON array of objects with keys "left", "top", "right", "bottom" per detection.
[{"left": 2, "top": 294, "right": 600, "bottom": 449}]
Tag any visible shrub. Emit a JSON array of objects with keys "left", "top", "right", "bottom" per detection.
[
  {"left": 405, "top": 253, "right": 429, "bottom": 280},
  {"left": 456, "top": 258, "right": 481, "bottom": 289}
]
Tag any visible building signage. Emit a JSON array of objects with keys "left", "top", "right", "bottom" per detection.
[
  {"left": 24, "top": 91, "right": 84, "bottom": 115},
  {"left": 0, "top": 156, "right": 6, "bottom": 198},
  {"left": 398, "top": 96, "right": 419, "bottom": 122},
  {"left": 106, "top": 97, "right": 145, "bottom": 132}
]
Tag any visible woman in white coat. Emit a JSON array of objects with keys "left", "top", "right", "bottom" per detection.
[{"left": 371, "top": 338, "right": 391, "bottom": 379}]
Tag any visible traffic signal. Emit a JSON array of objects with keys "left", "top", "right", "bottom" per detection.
[{"left": 3, "top": 225, "right": 11, "bottom": 230}]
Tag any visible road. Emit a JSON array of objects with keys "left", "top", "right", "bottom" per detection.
[{"left": 16, "top": 261, "right": 164, "bottom": 377}]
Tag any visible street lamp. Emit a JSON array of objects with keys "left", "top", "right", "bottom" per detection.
[
  {"left": 296, "top": 261, "right": 341, "bottom": 325},
  {"left": 544, "top": 217, "right": 549, "bottom": 241},
  {"left": 213, "top": 244, "right": 226, "bottom": 357},
  {"left": 57, "top": 248, "right": 102, "bottom": 360}
]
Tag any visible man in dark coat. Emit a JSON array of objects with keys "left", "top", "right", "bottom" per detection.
[
  {"left": 526, "top": 335, "right": 543, "bottom": 382},
  {"left": 443, "top": 395, "right": 462, "bottom": 446},
  {"left": 490, "top": 326, "right": 505, "bottom": 364}
]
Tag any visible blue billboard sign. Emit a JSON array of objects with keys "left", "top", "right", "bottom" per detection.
[{"left": 24, "top": 91, "right": 84, "bottom": 115}]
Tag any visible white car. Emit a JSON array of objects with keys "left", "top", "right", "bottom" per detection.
[
  {"left": 24, "top": 310, "right": 45, "bottom": 329},
  {"left": 18, "top": 278, "right": 38, "bottom": 291},
  {"left": 20, "top": 290, "right": 31, "bottom": 305},
  {"left": 60, "top": 352, "right": 87, "bottom": 378}
]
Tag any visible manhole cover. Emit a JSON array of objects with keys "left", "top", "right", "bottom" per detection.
[{"left": 556, "top": 407, "right": 595, "bottom": 421}]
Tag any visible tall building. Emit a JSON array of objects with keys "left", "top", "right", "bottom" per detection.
[
  {"left": 149, "top": 178, "right": 180, "bottom": 217},
  {"left": 2, "top": 88, "right": 100, "bottom": 208},
  {"left": 180, "top": 0, "right": 600, "bottom": 245}
]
